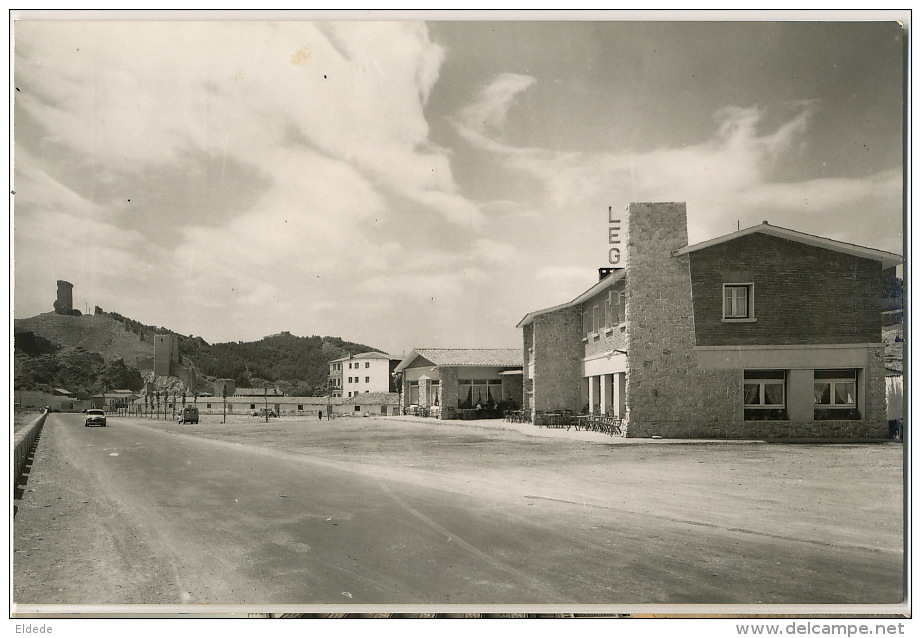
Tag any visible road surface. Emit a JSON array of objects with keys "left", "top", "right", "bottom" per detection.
[{"left": 13, "top": 413, "right": 904, "bottom": 606}]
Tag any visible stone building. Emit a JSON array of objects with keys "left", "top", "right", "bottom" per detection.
[
  {"left": 518, "top": 202, "right": 902, "bottom": 439},
  {"left": 394, "top": 349, "right": 524, "bottom": 419},
  {"left": 341, "top": 391, "right": 401, "bottom": 417}
]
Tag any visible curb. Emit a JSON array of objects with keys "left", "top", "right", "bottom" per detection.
[{"left": 13, "top": 410, "right": 49, "bottom": 487}]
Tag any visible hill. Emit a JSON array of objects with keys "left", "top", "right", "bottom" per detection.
[
  {"left": 181, "top": 332, "right": 385, "bottom": 395},
  {"left": 15, "top": 312, "right": 156, "bottom": 365},
  {"left": 14, "top": 311, "right": 387, "bottom": 398}
]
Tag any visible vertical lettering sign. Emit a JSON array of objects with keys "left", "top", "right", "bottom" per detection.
[{"left": 608, "top": 206, "right": 622, "bottom": 265}]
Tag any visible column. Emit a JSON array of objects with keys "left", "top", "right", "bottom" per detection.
[
  {"left": 600, "top": 374, "right": 611, "bottom": 416},
  {"left": 591, "top": 376, "right": 602, "bottom": 414},
  {"left": 587, "top": 376, "right": 596, "bottom": 414},
  {"left": 613, "top": 372, "right": 626, "bottom": 420}
]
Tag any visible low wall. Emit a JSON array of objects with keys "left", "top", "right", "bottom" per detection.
[
  {"left": 623, "top": 418, "right": 890, "bottom": 440},
  {"left": 13, "top": 410, "right": 48, "bottom": 486}
]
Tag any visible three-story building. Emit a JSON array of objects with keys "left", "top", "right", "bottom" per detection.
[{"left": 328, "top": 352, "right": 400, "bottom": 398}]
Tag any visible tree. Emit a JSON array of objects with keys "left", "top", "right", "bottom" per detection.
[{"left": 14, "top": 331, "right": 58, "bottom": 356}]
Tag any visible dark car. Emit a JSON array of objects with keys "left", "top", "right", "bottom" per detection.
[
  {"left": 178, "top": 405, "right": 199, "bottom": 424},
  {"left": 84, "top": 409, "right": 107, "bottom": 427}
]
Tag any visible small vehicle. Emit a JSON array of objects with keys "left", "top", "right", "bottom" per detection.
[
  {"left": 84, "top": 409, "right": 107, "bottom": 427},
  {"left": 178, "top": 405, "right": 200, "bottom": 424},
  {"left": 259, "top": 408, "right": 277, "bottom": 418}
]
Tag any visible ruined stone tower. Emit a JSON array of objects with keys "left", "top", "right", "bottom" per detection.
[
  {"left": 53, "top": 280, "right": 74, "bottom": 315},
  {"left": 153, "top": 333, "right": 179, "bottom": 377}
]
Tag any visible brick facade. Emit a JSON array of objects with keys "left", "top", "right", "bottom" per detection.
[
  {"left": 690, "top": 233, "right": 885, "bottom": 347},
  {"left": 582, "top": 282, "right": 627, "bottom": 358}
]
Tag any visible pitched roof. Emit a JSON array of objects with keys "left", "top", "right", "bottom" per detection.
[
  {"left": 233, "top": 387, "right": 282, "bottom": 396},
  {"left": 518, "top": 222, "right": 902, "bottom": 329},
  {"left": 341, "top": 392, "right": 400, "bottom": 405},
  {"left": 673, "top": 222, "right": 902, "bottom": 268},
  {"left": 517, "top": 269, "right": 625, "bottom": 328},
  {"left": 395, "top": 348, "right": 523, "bottom": 372},
  {"left": 198, "top": 396, "right": 343, "bottom": 405},
  {"left": 329, "top": 351, "right": 396, "bottom": 363}
]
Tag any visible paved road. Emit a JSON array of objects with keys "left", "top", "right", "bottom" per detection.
[{"left": 13, "top": 413, "right": 904, "bottom": 606}]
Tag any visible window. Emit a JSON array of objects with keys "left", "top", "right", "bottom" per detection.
[
  {"left": 206, "top": 403, "right": 212, "bottom": 409},
  {"left": 355, "top": 405, "right": 362, "bottom": 412},
  {"left": 592, "top": 305, "right": 600, "bottom": 334},
  {"left": 365, "top": 362, "right": 370, "bottom": 368},
  {"left": 409, "top": 381, "right": 420, "bottom": 406},
  {"left": 743, "top": 370, "right": 786, "bottom": 420},
  {"left": 250, "top": 403, "right": 256, "bottom": 410},
  {"left": 723, "top": 284, "right": 754, "bottom": 320},
  {"left": 814, "top": 369, "right": 860, "bottom": 420},
  {"left": 457, "top": 379, "right": 503, "bottom": 408},
  {"left": 365, "top": 377, "right": 370, "bottom": 383},
  {"left": 608, "top": 289, "right": 625, "bottom": 325},
  {"left": 297, "top": 404, "right": 303, "bottom": 410}
]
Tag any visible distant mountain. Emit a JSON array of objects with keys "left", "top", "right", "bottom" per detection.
[{"left": 14, "top": 311, "right": 387, "bottom": 398}]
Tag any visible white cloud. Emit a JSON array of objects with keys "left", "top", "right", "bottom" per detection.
[
  {"left": 457, "top": 73, "right": 536, "bottom": 136},
  {"left": 453, "top": 74, "right": 901, "bottom": 250},
  {"left": 14, "top": 20, "right": 496, "bottom": 344}
]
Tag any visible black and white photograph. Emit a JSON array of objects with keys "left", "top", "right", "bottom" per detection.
[{"left": 10, "top": 9, "right": 909, "bottom": 625}]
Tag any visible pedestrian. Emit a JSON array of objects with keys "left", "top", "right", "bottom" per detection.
[{"left": 318, "top": 410, "right": 323, "bottom": 420}]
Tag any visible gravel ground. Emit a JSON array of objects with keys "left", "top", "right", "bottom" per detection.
[
  {"left": 127, "top": 413, "right": 905, "bottom": 553},
  {"left": 14, "top": 412, "right": 905, "bottom": 607}
]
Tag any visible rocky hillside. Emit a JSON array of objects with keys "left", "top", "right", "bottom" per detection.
[
  {"left": 15, "top": 312, "right": 156, "bottom": 366},
  {"left": 14, "top": 311, "right": 385, "bottom": 398}
]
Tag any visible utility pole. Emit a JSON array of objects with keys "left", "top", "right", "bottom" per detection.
[
  {"left": 264, "top": 384, "right": 269, "bottom": 423},
  {"left": 393, "top": 371, "right": 403, "bottom": 416},
  {"left": 222, "top": 383, "right": 228, "bottom": 424}
]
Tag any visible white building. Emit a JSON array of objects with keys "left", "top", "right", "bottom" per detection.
[{"left": 328, "top": 352, "right": 400, "bottom": 398}]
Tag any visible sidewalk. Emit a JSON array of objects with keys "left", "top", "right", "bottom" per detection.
[{"left": 381, "top": 414, "right": 763, "bottom": 445}]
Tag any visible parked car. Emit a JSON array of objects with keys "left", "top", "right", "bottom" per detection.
[
  {"left": 178, "top": 405, "right": 199, "bottom": 424},
  {"left": 259, "top": 408, "right": 277, "bottom": 418},
  {"left": 84, "top": 409, "right": 107, "bottom": 427}
]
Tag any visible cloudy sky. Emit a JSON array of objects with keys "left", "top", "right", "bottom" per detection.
[{"left": 13, "top": 15, "right": 905, "bottom": 356}]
